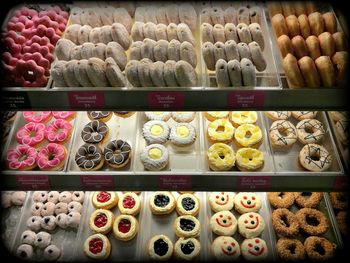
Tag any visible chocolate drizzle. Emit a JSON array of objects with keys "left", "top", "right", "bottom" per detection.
[
  {"left": 75, "top": 143, "right": 102, "bottom": 170},
  {"left": 87, "top": 111, "right": 111, "bottom": 120},
  {"left": 304, "top": 144, "right": 332, "bottom": 169},
  {"left": 81, "top": 120, "right": 108, "bottom": 143},
  {"left": 297, "top": 119, "right": 325, "bottom": 142},
  {"left": 104, "top": 140, "right": 131, "bottom": 166},
  {"left": 270, "top": 120, "right": 297, "bottom": 145}
]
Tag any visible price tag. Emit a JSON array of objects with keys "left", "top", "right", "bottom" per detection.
[
  {"left": 158, "top": 175, "right": 192, "bottom": 190},
  {"left": 16, "top": 175, "right": 50, "bottom": 190},
  {"left": 1, "top": 91, "right": 31, "bottom": 109},
  {"left": 333, "top": 176, "right": 348, "bottom": 190},
  {"left": 148, "top": 92, "right": 184, "bottom": 109},
  {"left": 228, "top": 91, "right": 265, "bottom": 108},
  {"left": 80, "top": 175, "right": 114, "bottom": 190},
  {"left": 236, "top": 176, "right": 271, "bottom": 190},
  {"left": 68, "top": 91, "right": 105, "bottom": 109}
]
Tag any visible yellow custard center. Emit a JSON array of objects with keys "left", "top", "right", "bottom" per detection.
[
  {"left": 151, "top": 125, "right": 164, "bottom": 136},
  {"left": 176, "top": 126, "right": 190, "bottom": 137},
  {"left": 149, "top": 148, "right": 162, "bottom": 159}
]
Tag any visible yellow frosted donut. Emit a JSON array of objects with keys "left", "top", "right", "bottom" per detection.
[
  {"left": 234, "top": 124, "right": 263, "bottom": 148},
  {"left": 236, "top": 148, "right": 264, "bottom": 171},
  {"left": 205, "top": 111, "right": 229, "bottom": 121},
  {"left": 207, "top": 143, "right": 235, "bottom": 171},
  {"left": 207, "top": 119, "right": 235, "bottom": 144},
  {"left": 229, "top": 111, "right": 258, "bottom": 127}
]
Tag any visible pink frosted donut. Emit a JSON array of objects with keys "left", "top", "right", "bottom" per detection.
[
  {"left": 45, "top": 119, "right": 72, "bottom": 143},
  {"left": 23, "top": 111, "right": 52, "bottom": 123},
  {"left": 7, "top": 145, "right": 38, "bottom": 170},
  {"left": 52, "top": 111, "right": 76, "bottom": 120},
  {"left": 16, "top": 122, "right": 46, "bottom": 147},
  {"left": 36, "top": 143, "right": 67, "bottom": 171}
]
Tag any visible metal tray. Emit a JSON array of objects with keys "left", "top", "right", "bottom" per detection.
[
  {"left": 66, "top": 112, "right": 137, "bottom": 174},
  {"left": 262, "top": 111, "right": 344, "bottom": 175},
  {"left": 202, "top": 112, "right": 275, "bottom": 174},
  {"left": 133, "top": 112, "right": 203, "bottom": 174},
  {"left": 1, "top": 112, "right": 77, "bottom": 174}
]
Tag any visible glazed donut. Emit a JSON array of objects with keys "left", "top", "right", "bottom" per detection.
[
  {"left": 169, "top": 123, "right": 196, "bottom": 147},
  {"left": 298, "top": 14, "right": 311, "bottom": 39},
  {"left": 299, "top": 143, "right": 332, "bottom": 172},
  {"left": 285, "top": 15, "right": 300, "bottom": 37},
  {"left": 145, "top": 112, "right": 172, "bottom": 121},
  {"left": 236, "top": 23, "right": 252, "bottom": 44},
  {"left": 265, "top": 111, "right": 291, "bottom": 121},
  {"left": 142, "top": 120, "right": 170, "bottom": 144},
  {"left": 277, "top": 35, "right": 294, "bottom": 58},
  {"left": 269, "top": 120, "right": 297, "bottom": 150},
  {"left": 45, "top": 119, "right": 73, "bottom": 144},
  {"left": 44, "top": 245, "right": 61, "bottom": 261},
  {"left": 281, "top": 2, "right": 294, "bottom": 17},
  {"left": 205, "top": 111, "right": 229, "bottom": 121},
  {"left": 276, "top": 238, "right": 306, "bottom": 261},
  {"left": 114, "top": 112, "right": 135, "bottom": 118},
  {"left": 207, "top": 118, "right": 235, "bottom": 144},
  {"left": 229, "top": 111, "right": 257, "bottom": 128},
  {"left": 81, "top": 120, "right": 109, "bottom": 144},
  {"left": 207, "top": 143, "right": 235, "bottom": 171},
  {"left": 23, "top": 111, "right": 52, "bottom": 123},
  {"left": 248, "top": 23, "right": 265, "bottom": 50},
  {"left": 75, "top": 143, "right": 104, "bottom": 171},
  {"left": 332, "top": 51, "right": 348, "bottom": 87},
  {"left": 272, "top": 208, "right": 299, "bottom": 237},
  {"left": 292, "top": 111, "right": 318, "bottom": 120},
  {"left": 268, "top": 192, "right": 295, "bottom": 209},
  {"left": 87, "top": 111, "right": 112, "bottom": 122},
  {"left": 298, "top": 56, "right": 321, "bottom": 88},
  {"left": 296, "top": 208, "right": 329, "bottom": 235},
  {"left": 171, "top": 112, "right": 195, "bottom": 123},
  {"left": 52, "top": 111, "right": 76, "bottom": 121},
  {"left": 283, "top": 53, "right": 305, "bottom": 88},
  {"left": 234, "top": 124, "right": 262, "bottom": 148},
  {"left": 322, "top": 12, "right": 337, "bottom": 34},
  {"left": 16, "top": 244, "right": 34, "bottom": 260},
  {"left": 332, "top": 32, "right": 348, "bottom": 52},
  {"left": 318, "top": 32, "right": 335, "bottom": 57},
  {"left": 140, "top": 144, "right": 169, "bottom": 171},
  {"left": 294, "top": 192, "right": 323, "bottom": 208},
  {"left": 16, "top": 122, "right": 46, "bottom": 147},
  {"left": 248, "top": 41, "right": 266, "bottom": 72},
  {"left": 104, "top": 140, "right": 131, "bottom": 169},
  {"left": 236, "top": 147, "right": 264, "bottom": 171},
  {"left": 304, "top": 236, "right": 336, "bottom": 261},
  {"left": 336, "top": 211, "right": 348, "bottom": 235},
  {"left": 308, "top": 12, "right": 325, "bottom": 36},
  {"left": 306, "top": 35, "right": 321, "bottom": 60},
  {"left": 296, "top": 119, "right": 325, "bottom": 144},
  {"left": 329, "top": 192, "right": 348, "bottom": 210},
  {"left": 36, "top": 143, "right": 67, "bottom": 171},
  {"left": 291, "top": 36, "right": 308, "bottom": 59},
  {"left": 272, "top": 14, "right": 288, "bottom": 37}
]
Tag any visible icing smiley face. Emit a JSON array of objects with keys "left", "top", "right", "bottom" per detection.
[
  {"left": 241, "top": 238, "right": 268, "bottom": 261},
  {"left": 210, "top": 211, "right": 237, "bottom": 236},
  {"left": 234, "top": 192, "right": 262, "bottom": 214},
  {"left": 212, "top": 236, "right": 241, "bottom": 260},
  {"left": 238, "top": 212, "right": 265, "bottom": 238},
  {"left": 209, "top": 192, "right": 235, "bottom": 212}
]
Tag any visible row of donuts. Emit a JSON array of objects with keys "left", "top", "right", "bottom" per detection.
[
  {"left": 328, "top": 192, "right": 348, "bottom": 236},
  {"left": 328, "top": 111, "right": 349, "bottom": 146}
]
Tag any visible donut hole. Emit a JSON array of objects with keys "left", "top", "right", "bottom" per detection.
[
  {"left": 219, "top": 153, "right": 225, "bottom": 159},
  {"left": 310, "top": 152, "right": 320, "bottom": 161},
  {"left": 245, "top": 131, "right": 252, "bottom": 139},
  {"left": 19, "top": 155, "right": 28, "bottom": 161},
  {"left": 29, "top": 131, "right": 36, "bottom": 137},
  {"left": 287, "top": 243, "right": 296, "bottom": 254},
  {"left": 305, "top": 126, "right": 314, "bottom": 134},
  {"left": 280, "top": 215, "right": 291, "bottom": 227},
  {"left": 306, "top": 215, "right": 320, "bottom": 226},
  {"left": 315, "top": 243, "right": 326, "bottom": 256},
  {"left": 216, "top": 126, "right": 225, "bottom": 133},
  {"left": 278, "top": 192, "right": 285, "bottom": 199},
  {"left": 301, "top": 192, "right": 312, "bottom": 198},
  {"left": 48, "top": 153, "right": 55, "bottom": 161}
]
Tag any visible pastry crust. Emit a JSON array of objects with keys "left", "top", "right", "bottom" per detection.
[
  {"left": 306, "top": 35, "right": 322, "bottom": 60},
  {"left": 286, "top": 15, "right": 300, "bottom": 37},
  {"left": 291, "top": 36, "right": 308, "bottom": 59},
  {"left": 318, "top": 32, "right": 335, "bottom": 57},
  {"left": 89, "top": 209, "right": 114, "bottom": 235},
  {"left": 174, "top": 237, "right": 201, "bottom": 260},
  {"left": 283, "top": 53, "right": 305, "bottom": 88},
  {"left": 148, "top": 234, "right": 173, "bottom": 260},
  {"left": 149, "top": 191, "right": 176, "bottom": 215},
  {"left": 298, "top": 14, "right": 311, "bottom": 39},
  {"left": 322, "top": 12, "right": 337, "bottom": 34},
  {"left": 92, "top": 192, "right": 118, "bottom": 210},
  {"left": 173, "top": 215, "right": 200, "bottom": 238},
  {"left": 277, "top": 35, "right": 294, "bottom": 58},
  {"left": 118, "top": 192, "right": 141, "bottom": 216},
  {"left": 315, "top": 56, "right": 336, "bottom": 87},
  {"left": 298, "top": 56, "right": 321, "bottom": 88},
  {"left": 176, "top": 193, "right": 200, "bottom": 216},
  {"left": 113, "top": 214, "right": 139, "bottom": 241},
  {"left": 308, "top": 12, "right": 324, "bottom": 36},
  {"left": 83, "top": 233, "right": 111, "bottom": 260}
]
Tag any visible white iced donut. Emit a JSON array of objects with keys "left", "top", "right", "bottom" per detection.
[
  {"left": 265, "top": 111, "right": 291, "bottom": 121},
  {"left": 31, "top": 202, "right": 44, "bottom": 216},
  {"left": 32, "top": 191, "right": 48, "bottom": 203},
  {"left": 211, "top": 236, "right": 241, "bottom": 260},
  {"left": 68, "top": 201, "right": 83, "bottom": 213},
  {"left": 172, "top": 112, "right": 196, "bottom": 123},
  {"left": 145, "top": 112, "right": 172, "bottom": 121},
  {"left": 56, "top": 213, "right": 68, "bottom": 229},
  {"left": 269, "top": 120, "right": 297, "bottom": 150},
  {"left": 58, "top": 191, "right": 72, "bottom": 203},
  {"left": 16, "top": 244, "right": 34, "bottom": 260},
  {"left": 34, "top": 231, "right": 52, "bottom": 249},
  {"left": 169, "top": 123, "right": 196, "bottom": 147},
  {"left": 140, "top": 144, "right": 169, "bottom": 171},
  {"left": 21, "top": 230, "right": 37, "bottom": 246},
  {"left": 241, "top": 238, "right": 268, "bottom": 261},
  {"left": 296, "top": 119, "right": 325, "bottom": 144},
  {"left": 27, "top": 216, "right": 42, "bottom": 232},
  {"left": 142, "top": 120, "right": 170, "bottom": 144},
  {"left": 210, "top": 210, "right": 237, "bottom": 236},
  {"left": 67, "top": 212, "right": 81, "bottom": 229},
  {"left": 11, "top": 191, "right": 26, "bottom": 206},
  {"left": 234, "top": 192, "right": 262, "bottom": 214},
  {"left": 41, "top": 202, "right": 56, "bottom": 216},
  {"left": 54, "top": 202, "right": 68, "bottom": 215},
  {"left": 47, "top": 191, "right": 60, "bottom": 204},
  {"left": 292, "top": 111, "right": 318, "bottom": 120},
  {"left": 44, "top": 245, "right": 61, "bottom": 261},
  {"left": 41, "top": 216, "right": 57, "bottom": 231},
  {"left": 174, "top": 237, "right": 201, "bottom": 260},
  {"left": 72, "top": 191, "right": 85, "bottom": 203},
  {"left": 238, "top": 212, "right": 265, "bottom": 238},
  {"left": 208, "top": 192, "right": 235, "bottom": 212}
]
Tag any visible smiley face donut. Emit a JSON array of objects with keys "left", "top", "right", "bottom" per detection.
[
  {"left": 208, "top": 192, "right": 235, "bottom": 212},
  {"left": 92, "top": 192, "right": 118, "bottom": 210},
  {"left": 23, "top": 111, "right": 52, "bottom": 123},
  {"left": 241, "top": 238, "right": 269, "bottom": 261},
  {"left": 292, "top": 111, "right": 318, "bottom": 120},
  {"left": 210, "top": 211, "right": 237, "bottom": 236},
  {"left": 238, "top": 212, "right": 265, "bottom": 238},
  {"left": 299, "top": 143, "right": 332, "bottom": 172},
  {"left": 16, "top": 122, "right": 46, "bottom": 147},
  {"left": 296, "top": 119, "right": 325, "bottom": 144},
  {"left": 83, "top": 233, "right": 111, "bottom": 260},
  {"left": 234, "top": 192, "right": 262, "bottom": 214},
  {"left": 211, "top": 236, "right": 241, "bottom": 260},
  {"left": 89, "top": 209, "right": 114, "bottom": 235}
]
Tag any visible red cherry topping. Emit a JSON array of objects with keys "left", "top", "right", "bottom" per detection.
[
  {"left": 249, "top": 214, "right": 254, "bottom": 218},
  {"left": 216, "top": 196, "right": 219, "bottom": 199},
  {"left": 255, "top": 239, "right": 260, "bottom": 243},
  {"left": 244, "top": 220, "right": 248, "bottom": 224},
  {"left": 118, "top": 219, "right": 131, "bottom": 233},
  {"left": 248, "top": 243, "right": 253, "bottom": 248},
  {"left": 94, "top": 213, "right": 107, "bottom": 228},
  {"left": 89, "top": 238, "right": 103, "bottom": 254},
  {"left": 221, "top": 192, "right": 224, "bottom": 195},
  {"left": 220, "top": 214, "right": 223, "bottom": 218},
  {"left": 252, "top": 196, "right": 256, "bottom": 200},
  {"left": 243, "top": 196, "right": 247, "bottom": 200},
  {"left": 123, "top": 196, "right": 136, "bottom": 209},
  {"left": 97, "top": 192, "right": 111, "bottom": 203},
  {"left": 231, "top": 242, "right": 236, "bottom": 247}
]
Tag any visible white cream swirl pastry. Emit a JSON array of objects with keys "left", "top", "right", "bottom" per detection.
[
  {"left": 145, "top": 112, "right": 172, "bottom": 121},
  {"left": 169, "top": 123, "right": 196, "bottom": 146},
  {"left": 140, "top": 144, "right": 169, "bottom": 171},
  {"left": 142, "top": 120, "right": 170, "bottom": 144}
]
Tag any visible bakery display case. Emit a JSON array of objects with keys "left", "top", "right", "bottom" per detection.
[{"left": 0, "top": 1, "right": 349, "bottom": 262}]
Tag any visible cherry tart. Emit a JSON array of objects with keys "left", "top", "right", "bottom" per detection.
[
  {"left": 89, "top": 209, "right": 114, "bottom": 235},
  {"left": 113, "top": 214, "right": 139, "bottom": 241},
  {"left": 118, "top": 192, "right": 141, "bottom": 216},
  {"left": 176, "top": 193, "right": 200, "bottom": 216},
  {"left": 92, "top": 191, "right": 118, "bottom": 210},
  {"left": 83, "top": 233, "right": 111, "bottom": 260}
]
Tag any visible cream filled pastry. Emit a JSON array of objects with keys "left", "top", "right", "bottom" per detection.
[
  {"left": 211, "top": 236, "right": 241, "bottom": 260},
  {"left": 238, "top": 212, "right": 265, "bottom": 238},
  {"left": 241, "top": 238, "right": 268, "bottom": 261},
  {"left": 172, "top": 112, "right": 196, "bottom": 123},
  {"left": 92, "top": 191, "right": 118, "bottom": 210},
  {"left": 113, "top": 214, "right": 139, "bottom": 241},
  {"left": 145, "top": 112, "right": 172, "bottom": 121},
  {"left": 169, "top": 123, "right": 196, "bottom": 146},
  {"left": 205, "top": 111, "right": 230, "bottom": 121},
  {"left": 207, "top": 119, "right": 235, "bottom": 144},
  {"left": 89, "top": 209, "right": 114, "bottom": 235},
  {"left": 234, "top": 193, "right": 262, "bottom": 214},
  {"left": 141, "top": 144, "right": 169, "bottom": 171},
  {"left": 208, "top": 192, "right": 235, "bottom": 212},
  {"left": 210, "top": 210, "right": 237, "bottom": 236},
  {"left": 118, "top": 192, "right": 141, "bottom": 216},
  {"left": 229, "top": 111, "right": 258, "bottom": 127},
  {"left": 142, "top": 120, "right": 170, "bottom": 144}
]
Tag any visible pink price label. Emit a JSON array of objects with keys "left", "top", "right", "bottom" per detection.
[
  {"left": 159, "top": 175, "right": 192, "bottom": 190},
  {"left": 333, "top": 176, "right": 348, "bottom": 190},
  {"left": 237, "top": 176, "right": 271, "bottom": 190},
  {"left": 68, "top": 91, "right": 105, "bottom": 109},
  {"left": 16, "top": 175, "right": 50, "bottom": 190},
  {"left": 148, "top": 92, "right": 184, "bottom": 109},
  {"left": 228, "top": 91, "right": 265, "bottom": 108},
  {"left": 80, "top": 175, "right": 114, "bottom": 190}
]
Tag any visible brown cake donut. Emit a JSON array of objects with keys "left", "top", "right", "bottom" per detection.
[
  {"left": 305, "top": 2, "right": 317, "bottom": 15},
  {"left": 281, "top": 2, "right": 295, "bottom": 17},
  {"left": 276, "top": 238, "right": 306, "bottom": 261},
  {"left": 333, "top": 32, "right": 348, "bottom": 52},
  {"left": 296, "top": 208, "right": 329, "bottom": 235},
  {"left": 283, "top": 53, "right": 305, "bottom": 88},
  {"left": 298, "top": 14, "right": 311, "bottom": 39},
  {"left": 322, "top": 12, "right": 337, "bottom": 34},
  {"left": 293, "top": 2, "right": 307, "bottom": 16},
  {"left": 336, "top": 211, "right": 348, "bottom": 235},
  {"left": 332, "top": 51, "right": 348, "bottom": 87},
  {"left": 291, "top": 36, "right": 308, "bottom": 59},
  {"left": 298, "top": 56, "right": 321, "bottom": 88},
  {"left": 308, "top": 12, "right": 325, "bottom": 36},
  {"left": 278, "top": 35, "right": 294, "bottom": 58},
  {"left": 294, "top": 192, "right": 323, "bottom": 208},
  {"left": 286, "top": 15, "right": 300, "bottom": 37},
  {"left": 304, "top": 236, "right": 336, "bottom": 261},
  {"left": 315, "top": 56, "right": 336, "bottom": 87},
  {"left": 272, "top": 14, "right": 288, "bottom": 37},
  {"left": 329, "top": 192, "right": 348, "bottom": 210},
  {"left": 268, "top": 2, "right": 282, "bottom": 17},
  {"left": 318, "top": 32, "right": 335, "bottom": 57},
  {"left": 268, "top": 192, "right": 295, "bottom": 209},
  {"left": 272, "top": 208, "right": 299, "bottom": 237},
  {"left": 305, "top": 35, "right": 321, "bottom": 60}
]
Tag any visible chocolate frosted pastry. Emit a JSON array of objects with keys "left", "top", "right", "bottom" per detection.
[
  {"left": 87, "top": 111, "right": 112, "bottom": 122},
  {"left": 149, "top": 191, "right": 175, "bottom": 215},
  {"left": 113, "top": 112, "right": 135, "bottom": 118},
  {"left": 81, "top": 120, "right": 109, "bottom": 144},
  {"left": 148, "top": 235, "right": 173, "bottom": 260},
  {"left": 75, "top": 143, "right": 104, "bottom": 171},
  {"left": 104, "top": 140, "right": 131, "bottom": 169}
]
